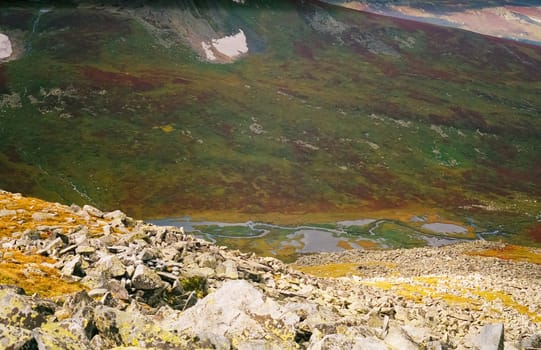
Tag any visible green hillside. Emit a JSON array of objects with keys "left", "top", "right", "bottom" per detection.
[{"left": 0, "top": 0, "right": 540, "bottom": 245}]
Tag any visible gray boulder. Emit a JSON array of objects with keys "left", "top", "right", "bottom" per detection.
[
  {"left": 32, "top": 319, "right": 92, "bottom": 350},
  {"left": 93, "top": 305, "right": 187, "bottom": 348},
  {"left": 522, "top": 332, "right": 541, "bottom": 348},
  {"left": 132, "top": 264, "right": 163, "bottom": 290},
  {"left": 308, "top": 334, "right": 389, "bottom": 350},
  {"left": 82, "top": 205, "right": 104, "bottom": 218},
  {"left": 163, "top": 279, "right": 301, "bottom": 346},
  {"left": 476, "top": 323, "right": 504, "bottom": 350},
  {"left": 216, "top": 260, "right": 239, "bottom": 279},
  {"left": 384, "top": 326, "right": 419, "bottom": 350},
  {"left": 62, "top": 254, "right": 83, "bottom": 276},
  {"left": 0, "top": 323, "right": 34, "bottom": 349},
  {"left": 93, "top": 255, "right": 126, "bottom": 278},
  {"left": 0, "top": 287, "right": 56, "bottom": 330}
]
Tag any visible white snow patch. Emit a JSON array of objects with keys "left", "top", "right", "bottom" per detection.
[
  {"left": 201, "top": 42, "right": 216, "bottom": 60},
  {"left": 201, "top": 29, "right": 248, "bottom": 61},
  {"left": 0, "top": 33, "right": 13, "bottom": 59}
]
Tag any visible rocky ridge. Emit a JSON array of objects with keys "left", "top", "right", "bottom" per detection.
[{"left": 0, "top": 189, "right": 540, "bottom": 349}]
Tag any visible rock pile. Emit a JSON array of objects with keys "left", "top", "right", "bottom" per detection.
[{"left": 0, "top": 190, "right": 540, "bottom": 349}]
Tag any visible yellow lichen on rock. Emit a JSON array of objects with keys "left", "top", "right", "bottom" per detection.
[{"left": 361, "top": 274, "right": 541, "bottom": 323}]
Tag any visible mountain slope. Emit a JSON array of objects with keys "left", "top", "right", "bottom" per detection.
[
  {"left": 0, "top": 0, "right": 540, "bottom": 241},
  {"left": 323, "top": 0, "right": 541, "bottom": 45}
]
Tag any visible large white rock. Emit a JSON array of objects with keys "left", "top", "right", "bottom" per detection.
[
  {"left": 384, "top": 326, "right": 420, "bottom": 350},
  {"left": 164, "top": 280, "right": 302, "bottom": 343},
  {"left": 476, "top": 323, "right": 504, "bottom": 350},
  {"left": 0, "top": 33, "right": 12, "bottom": 59}
]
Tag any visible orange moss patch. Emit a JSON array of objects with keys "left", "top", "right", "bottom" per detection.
[
  {"left": 466, "top": 244, "right": 541, "bottom": 265},
  {"left": 293, "top": 262, "right": 362, "bottom": 278},
  {"left": 294, "top": 261, "right": 397, "bottom": 278},
  {"left": 0, "top": 250, "right": 85, "bottom": 297},
  {"left": 337, "top": 240, "right": 354, "bottom": 250},
  {"left": 0, "top": 191, "right": 105, "bottom": 238},
  {"left": 355, "top": 240, "right": 381, "bottom": 249}
]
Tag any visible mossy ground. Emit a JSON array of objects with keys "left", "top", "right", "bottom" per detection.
[
  {"left": 466, "top": 244, "right": 541, "bottom": 265},
  {"left": 0, "top": 249, "right": 84, "bottom": 297},
  {"left": 0, "top": 191, "right": 87, "bottom": 297}
]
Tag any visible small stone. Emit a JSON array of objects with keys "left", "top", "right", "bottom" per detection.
[
  {"left": 0, "top": 323, "right": 33, "bottom": 349},
  {"left": 0, "top": 209, "right": 17, "bottom": 217},
  {"left": 126, "top": 265, "right": 135, "bottom": 278},
  {"left": 103, "top": 209, "right": 126, "bottom": 222},
  {"left": 32, "top": 211, "right": 56, "bottom": 221},
  {"left": 197, "top": 252, "right": 217, "bottom": 269},
  {"left": 426, "top": 340, "right": 443, "bottom": 350},
  {"left": 132, "top": 264, "right": 163, "bottom": 290},
  {"left": 216, "top": 260, "right": 239, "bottom": 279},
  {"left": 83, "top": 204, "right": 104, "bottom": 218},
  {"left": 70, "top": 227, "right": 88, "bottom": 245},
  {"left": 106, "top": 279, "right": 130, "bottom": 300},
  {"left": 75, "top": 246, "right": 96, "bottom": 255},
  {"left": 140, "top": 247, "right": 159, "bottom": 261},
  {"left": 402, "top": 325, "right": 433, "bottom": 344},
  {"left": 157, "top": 271, "right": 179, "bottom": 283},
  {"left": 384, "top": 326, "right": 419, "bottom": 350},
  {"left": 61, "top": 255, "right": 82, "bottom": 276},
  {"left": 94, "top": 255, "right": 126, "bottom": 278},
  {"left": 354, "top": 337, "right": 389, "bottom": 350},
  {"left": 521, "top": 332, "right": 541, "bottom": 348},
  {"left": 88, "top": 288, "right": 109, "bottom": 298},
  {"left": 185, "top": 266, "right": 215, "bottom": 279},
  {"left": 58, "top": 245, "right": 77, "bottom": 256},
  {"left": 38, "top": 237, "right": 64, "bottom": 255},
  {"left": 161, "top": 247, "right": 180, "bottom": 262},
  {"left": 238, "top": 340, "right": 281, "bottom": 350}
]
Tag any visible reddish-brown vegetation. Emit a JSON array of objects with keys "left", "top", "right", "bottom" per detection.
[
  {"left": 81, "top": 66, "right": 161, "bottom": 91},
  {"left": 294, "top": 41, "right": 314, "bottom": 60},
  {"left": 528, "top": 223, "right": 541, "bottom": 243},
  {"left": 0, "top": 65, "right": 8, "bottom": 94}
]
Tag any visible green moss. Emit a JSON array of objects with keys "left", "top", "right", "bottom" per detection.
[{"left": 179, "top": 276, "right": 207, "bottom": 299}]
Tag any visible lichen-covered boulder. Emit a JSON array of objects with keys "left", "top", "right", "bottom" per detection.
[
  {"left": 0, "top": 286, "right": 56, "bottom": 330},
  {"left": 93, "top": 304, "right": 188, "bottom": 348},
  {"left": 132, "top": 264, "right": 163, "bottom": 290},
  {"left": 93, "top": 255, "right": 127, "bottom": 278},
  {"left": 0, "top": 323, "right": 34, "bottom": 349},
  {"left": 33, "top": 319, "right": 92, "bottom": 350}
]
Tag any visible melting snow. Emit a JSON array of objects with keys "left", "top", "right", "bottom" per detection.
[
  {"left": 0, "top": 33, "right": 13, "bottom": 59},
  {"left": 201, "top": 29, "right": 248, "bottom": 62}
]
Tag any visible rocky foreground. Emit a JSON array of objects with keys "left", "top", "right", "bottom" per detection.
[{"left": 0, "top": 190, "right": 540, "bottom": 349}]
